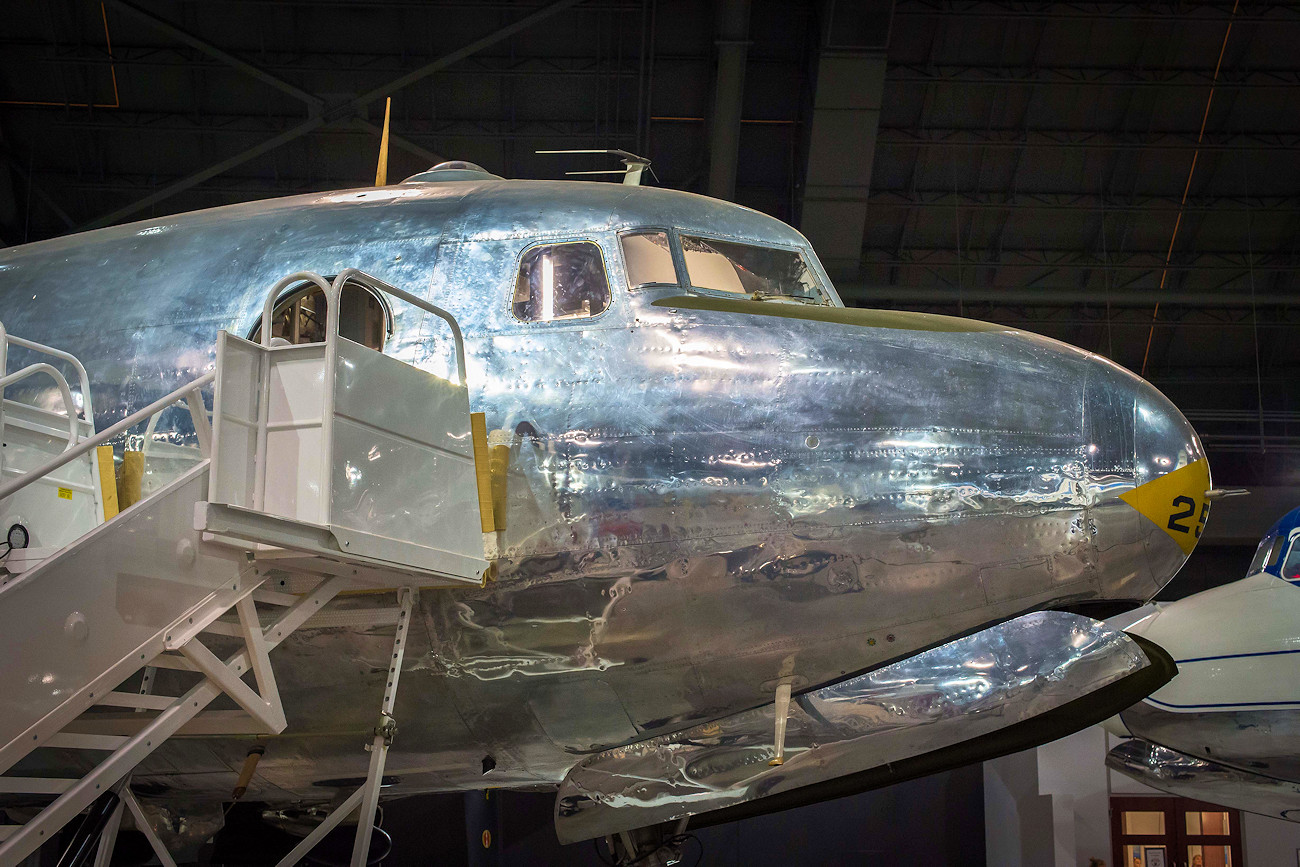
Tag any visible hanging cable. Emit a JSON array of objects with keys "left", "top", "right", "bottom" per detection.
[
  {"left": 1240, "top": 121, "right": 1266, "bottom": 454},
  {"left": 1140, "top": 0, "right": 1239, "bottom": 377}
]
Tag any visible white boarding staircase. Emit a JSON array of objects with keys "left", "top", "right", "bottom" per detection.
[{"left": 0, "top": 271, "right": 491, "bottom": 867}]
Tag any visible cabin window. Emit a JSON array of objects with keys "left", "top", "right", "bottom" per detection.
[
  {"left": 680, "top": 235, "right": 828, "bottom": 305},
  {"left": 512, "top": 241, "right": 610, "bottom": 322},
  {"left": 253, "top": 281, "right": 388, "bottom": 351},
  {"left": 620, "top": 231, "right": 677, "bottom": 289}
]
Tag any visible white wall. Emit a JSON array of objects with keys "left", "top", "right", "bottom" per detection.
[
  {"left": 1240, "top": 813, "right": 1300, "bottom": 867},
  {"left": 985, "top": 727, "right": 1300, "bottom": 867},
  {"left": 984, "top": 747, "right": 1055, "bottom": 867}
]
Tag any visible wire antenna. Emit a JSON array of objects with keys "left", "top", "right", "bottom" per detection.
[{"left": 536, "top": 149, "right": 653, "bottom": 186}]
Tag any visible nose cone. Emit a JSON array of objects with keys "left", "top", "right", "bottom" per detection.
[{"left": 1086, "top": 356, "right": 1209, "bottom": 598}]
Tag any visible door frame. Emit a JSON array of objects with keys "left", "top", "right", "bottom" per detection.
[{"left": 1110, "top": 795, "right": 1245, "bottom": 867}]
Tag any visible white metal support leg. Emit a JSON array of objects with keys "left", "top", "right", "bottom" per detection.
[
  {"left": 121, "top": 787, "right": 178, "bottom": 867},
  {"left": 273, "top": 587, "right": 414, "bottom": 867},
  {"left": 350, "top": 586, "right": 414, "bottom": 867}
]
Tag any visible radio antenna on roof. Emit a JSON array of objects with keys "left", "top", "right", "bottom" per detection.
[{"left": 536, "top": 149, "right": 653, "bottom": 186}]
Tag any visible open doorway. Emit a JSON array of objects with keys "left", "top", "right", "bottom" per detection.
[{"left": 251, "top": 279, "right": 390, "bottom": 351}]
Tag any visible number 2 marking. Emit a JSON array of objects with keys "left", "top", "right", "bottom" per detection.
[{"left": 1168, "top": 496, "right": 1195, "bottom": 533}]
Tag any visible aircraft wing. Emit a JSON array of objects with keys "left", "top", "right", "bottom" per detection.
[
  {"left": 1108, "top": 738, "right": 1300, "bottom": 823},
  {"left": 555, "top": 610, "right": 1175, "bottom": 843}
]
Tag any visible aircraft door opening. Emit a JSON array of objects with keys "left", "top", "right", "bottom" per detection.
[{"left": 254, "top": 279, "right": 391, "bottom": 351}]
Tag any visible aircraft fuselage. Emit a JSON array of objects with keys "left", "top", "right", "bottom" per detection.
[{"left": 0, "top": 178, "right": 1203, "bottom": 801}]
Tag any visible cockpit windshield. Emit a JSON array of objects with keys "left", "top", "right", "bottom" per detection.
[{"left": 680, "top": 235, "right": 829, "bottom": 305}]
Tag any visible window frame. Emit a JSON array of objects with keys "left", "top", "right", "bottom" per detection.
[
  {"left": 508, "top": 238, "right": 615, "bottom": 326},
  {"left": 675, "top": 231, "right": 831, "bottom": 306},
  {"left": 248, "top": 278, "right": 394, "bottom": 349},
  {"left": 1281, "top": 530, "right": 1300, "bottom": 582},
  {"left": 616, "top": 227, "right": 686, "bottom": 292}
]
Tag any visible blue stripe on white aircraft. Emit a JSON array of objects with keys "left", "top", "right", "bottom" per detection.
[{"left": 1107, "top": 505, "right": 1300, "bottom": 822}]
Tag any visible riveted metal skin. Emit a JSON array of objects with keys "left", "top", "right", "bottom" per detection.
[{"left": 0, "top": 179, "right": 1203, "bottom": 804}]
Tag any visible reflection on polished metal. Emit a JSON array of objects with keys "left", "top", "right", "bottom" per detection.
[
  {"left": 1107, "top": 739, "right": 1300, "bottom": 822},
  {"left": 555, "top": 611, "right": 1152, "bottom": 843},
  {"left": 0, "top": 174, "right": 1207, "bottom": 824}
]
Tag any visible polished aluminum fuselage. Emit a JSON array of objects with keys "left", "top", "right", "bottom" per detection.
[{"left": 0, "top": 179, "right": 1199, "bottom": 801}]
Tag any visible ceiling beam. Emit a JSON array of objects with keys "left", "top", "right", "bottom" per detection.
[
  {"left": 862, "top": 248, "right": 1300, "bottom": 273},
  {"left": 892, "top": 1, "right": 1299, "bottom": 24},
  {"left": 836, "top": 284, "right": 1299, "bottom": 307},
  {"left": 877, "top": 127, "right": 1300, "bottom": 152},
  {"left": 344, "top": 0, "right": 585, "bottom": 114},
  {"left": 78, "top": 0, "right": 585, "bottom": 232},
  {"left": 348, "top": 118, "right": 444, "bottom": 169},
  {"left": 886, "top": 63, "right": 1300, "bottom": 89},
  {"left": 46, "top": 113, "right": 636, "bottom": 143},
  {"left": 0, "top": 42, "right": 639, "bottom": 78},
  {"left": 705, "top": 0, "right": 750, "bottom": 202},
  {"left": 862, "top": 190, "right": 1300, "bottom": 214},
  {"left": 78, "top": 116, "right": 325, "bottom": 230},
  {"left": 798, "top": 1, "right": 895, "bottom": 279},
  {"left": 106, "top": 0, "right": 325, "bottom": 111},
  {"left": 0, "top": 146, "right": 76, "bottom": 232}
]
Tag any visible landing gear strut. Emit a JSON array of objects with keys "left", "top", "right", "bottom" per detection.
[{"left": 596, "top": 819, "right": 695, "bottom": 867}]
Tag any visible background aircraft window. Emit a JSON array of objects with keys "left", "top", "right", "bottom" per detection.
[
  {"left": 257, "top": 281, "right": 387, "bottom": 350},
  {"left": 1246, "top": 536, "right": 1273, "bottom": 574},
  {"left": 680, "top": 234, "right": 829, "bottom": 304},
  {"left": 513, "top": 241, "right": 610, "bottom": 322},
  {"left": 1281, "top": 538, "right": 1300, "bottom": 580},
  {"left": 620, "top": 231, "right": 677, "bottom": 288}
]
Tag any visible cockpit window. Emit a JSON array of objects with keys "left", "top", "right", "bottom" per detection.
[
  {"left": 1248, "top": 537, "right": 1273, "bottom": 575},
  {"left": 255, "top": 281, "right": 387, "bottom": 351},
  {"left": 620, "top": 231, "right": 678, "bottom": 289},
  {"left": 680, "top": 235, "right": 828, "bottom": 305},
  {"left": 513, "top": 241, "right": 611, "bottom": 322},
  {"left": 1281, "top": 538, "right": 1300, "bottom": 581},
  {"left": 1248, "top": 534, "right": 1287, "bottom": 577}
]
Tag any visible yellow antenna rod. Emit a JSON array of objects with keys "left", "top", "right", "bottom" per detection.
[{"left": 375, "top": 97, "right": 391, "bottom": 186}]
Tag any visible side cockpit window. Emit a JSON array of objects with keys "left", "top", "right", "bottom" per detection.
[
  {"left": 254, "top": 280, "right": 388, "bottom": 351},
  {"left": 512, "top": 241, "right": 610, "bottom": 322},
  {"left": 1281, "top": 538, "right": 1300, "bottom": 582},
  {"left": 620, "top": 231, "right": 678, "bottom": 289},
  {"left": 1248, "top": 534, "right": 1287, "bottom": 577},
  {"left": 1247, "top": 536, "right": 1273, "bottom": 575}
]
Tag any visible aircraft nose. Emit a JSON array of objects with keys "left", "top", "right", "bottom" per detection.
[{"left": 1085, "top": 356, "right": 1210, "bottom": 598}]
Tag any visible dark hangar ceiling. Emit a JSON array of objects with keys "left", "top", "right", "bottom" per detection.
[{"left": 1, "top": 0, "right": 1296, "bottom": 488}]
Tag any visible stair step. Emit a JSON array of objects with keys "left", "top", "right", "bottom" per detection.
[
  {"left": 44, "top": 733, "right": 129, "bottom": 751},
  {"left": 252, "top": 589, "right": 300, "bottom": 607},
  {"left": 0, "top": 777, "right": 76, "bottom": 795},
  {"left": 200, "top": 619, "right": 243, "bottom": 637},
  {"left": 148, "top": 653, "right": 196, "bottom": 671},
  {"left": 96, "top": 692, "right": 174, "bottom": 710}
]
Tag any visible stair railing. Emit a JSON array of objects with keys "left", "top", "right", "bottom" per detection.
[{"left": 0, "top": 372, "right": 214, "bottom": 504}]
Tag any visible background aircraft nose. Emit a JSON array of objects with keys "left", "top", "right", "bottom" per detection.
[{"left": 1086, "top": 355, "right": 1210, "bottom": 599}]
